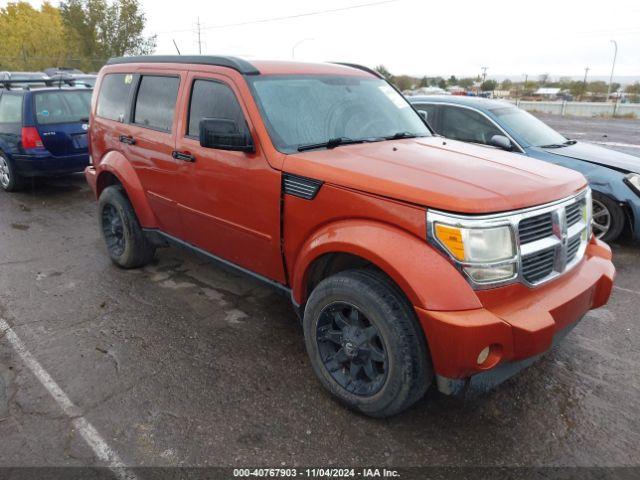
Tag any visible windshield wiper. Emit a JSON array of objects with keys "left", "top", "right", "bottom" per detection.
[
  {"left": 385, "top": 132, "right": 422, "bottom": 140},
  {"left": 540, "top": 139, "right": 577, "bottom": 149},
  {"left": 297, "top": 137, "right": 366, "bottom": 152}
]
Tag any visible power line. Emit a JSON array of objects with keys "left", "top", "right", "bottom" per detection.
[{"left": 154, "top": 0, "right": 400, "bottom": 35}]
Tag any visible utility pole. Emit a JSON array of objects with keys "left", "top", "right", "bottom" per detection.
[
  {"left": 196, "top": 17, "right": 202, "bottom": 55},
  {"left": 481, "top": 66, "right": 488, "bottom": 83},
  {"left": 582, "top": 66, "right": 590, "bottom": 101},
  {"left": 606, "top": 40, "right": 618, "bottom": 102}
]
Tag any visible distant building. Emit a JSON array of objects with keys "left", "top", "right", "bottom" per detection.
[
  {"left": 533, "top": 87, "right": 561, "bottom": 99},
  {"left": 406, "top": 86, "right": 449, "bottom": 96}
]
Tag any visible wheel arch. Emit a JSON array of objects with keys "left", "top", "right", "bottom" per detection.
[
  {"left": 291, "top": 219, "right": 481, "bottom": 312},
  {"left": 95, "top": 151, "right": 158, "bottom": 228}
]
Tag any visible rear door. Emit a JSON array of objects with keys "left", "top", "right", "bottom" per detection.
[
  {"left": 32, "top": 90, "right": 92, "bottom": 155},
  {"left": 125, "top": 72, "right": 184, "bottom": 238}
]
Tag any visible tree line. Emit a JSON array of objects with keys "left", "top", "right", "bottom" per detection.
[
  {"left": 0, "top": 0, "right": 155, "bottom": 73},
  {"left": 376, "top": 65, "right": 640, "bottom": 100}
]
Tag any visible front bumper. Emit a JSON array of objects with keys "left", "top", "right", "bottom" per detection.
[
  {"left": 415, "top": 238, "right": 615, "bottom": 394},
  {"left": 14, "top": 152, "right": 89, "bottom": 177}
]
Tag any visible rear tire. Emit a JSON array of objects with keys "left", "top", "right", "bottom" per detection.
[
  {"left": 98, "top": 185, "right": 156, "bottom": 268},
  {"left": 303, "top": 269, "right": 432, "bottom": 417},
  {"left": 0, "top": 152, "right": 23, "bottom": 192},
  {"left": 592, "top": 192, "right": 625, "bottom": 243}
]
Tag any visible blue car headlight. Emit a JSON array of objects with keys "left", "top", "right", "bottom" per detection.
[{"left": 625, "top": 173, "right": 640, "bottom": 197}]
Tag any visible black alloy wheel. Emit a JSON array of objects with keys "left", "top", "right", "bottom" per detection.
[
  {"left": 316, "top": 302, "right": 388, "bottom": 397},
  {"left": 101, "top": 203, "right": 126, "bottom": 257}
]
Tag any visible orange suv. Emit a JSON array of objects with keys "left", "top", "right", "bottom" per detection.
[{"left": 85, "top": 56, "right": 615, "bottom": 417}]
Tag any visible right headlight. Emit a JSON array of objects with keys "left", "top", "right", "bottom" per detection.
[
  {"left": 431, "top": 219, "right": 517, "bottom": 286},
  {"left": 624, "top": 173, "right": 640, "bottom": 197}
]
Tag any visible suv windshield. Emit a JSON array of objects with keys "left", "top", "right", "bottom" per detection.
[
  {"left": 249, "top": 75, "right": 430, "bottom": 153},
  {"left": 491, "top": 107, "right": 567, "bottom": 147},
  {"left": 34, "top": 90, "right": 92, "bottom": 125}
]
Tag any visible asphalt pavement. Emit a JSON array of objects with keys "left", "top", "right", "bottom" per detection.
[{"left": 0, "top": 116, "right": 639, "bottom": 474}]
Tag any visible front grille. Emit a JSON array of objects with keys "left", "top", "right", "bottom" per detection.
[
  {"left": 566, "top": 202, "right": 583, "bottom": 227},
  {"left": 518, "top": 212, "right": 553, "bottom": 244},
  {"left": 567, "top": 235, "right": 582, "bottom": 262},
  {"left": 515, "top": 191, "right": 590, "bottom": 286},
  {"left": 522, "top": 247, "right": 556, "bottom": 283}
]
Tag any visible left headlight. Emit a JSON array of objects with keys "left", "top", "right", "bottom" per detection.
[
  {"left": 431, "top": 220, "right": 517, "bottom": 286},
  {"left": 625, "top": 173, "right": 640, "bottom": 197}
]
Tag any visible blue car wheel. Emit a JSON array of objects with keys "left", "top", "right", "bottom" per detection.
[{"left": 592, "top": 192, "right": 625, "bottom": 242}]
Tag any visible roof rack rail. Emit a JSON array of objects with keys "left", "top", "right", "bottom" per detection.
[
  {"left": 0, "top": 77, "right": 88, "bottom": 90},
  {"left": 331, "top": 62, "right": 383, "bottom": 79},
  {"left": 107, "top": 55, "right": 260, "bottom": 75}
]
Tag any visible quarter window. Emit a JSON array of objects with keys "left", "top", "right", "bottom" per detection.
[
  {"left": 0, "top": 94, "right": 23, "bottom": 123},
  {"left": 134, "top": 75, "right": 180, "bottom": 132},
  {"left": 440, "top": 106, "right": 502, "bottom": 145},
  {"left": 188, "top": 80, "right": 246, "bottom": 138},
  {"left": 96, "top": 73, "right": 134, "bottom": 122}
]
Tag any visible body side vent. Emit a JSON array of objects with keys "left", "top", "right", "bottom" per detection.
[{"left": 283, "top": 174, "right": 323, "bottom": 200}]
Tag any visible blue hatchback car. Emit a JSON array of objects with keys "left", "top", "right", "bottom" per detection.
[
  {"left": 409, "top": 96, "right": 640, "bottom": 243},
  {"left": 0, "top": 82, "right": 92, "bottom": 192}
]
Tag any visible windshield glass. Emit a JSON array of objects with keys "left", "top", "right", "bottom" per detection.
[
  {"left": 249, "top": 75, "right": 430, "bottom": 153},
  {"left": 34, "top": 90, "right": 92, "bottom": 125},
  {"left": 491, "top": 107, "right": 567, "bottom": 147}
]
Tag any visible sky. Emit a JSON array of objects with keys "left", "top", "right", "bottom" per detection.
[{"left": 4, "top": 0, "right": 640, "bottom": 81}]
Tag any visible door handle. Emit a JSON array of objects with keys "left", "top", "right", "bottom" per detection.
[
  {"left": 119, "top": 135, "right": 136, "bottom": 145},
  {"left": 172, "top": 150, "right": 196, "bottom": 162}
]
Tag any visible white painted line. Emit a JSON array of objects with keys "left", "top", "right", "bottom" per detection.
[
  {"left": 614, "top": 286, "right": 640, "bottom": 296},
  {"left": 592, "top": 141, "right": 640, "bottom": 150},
  {"left": 0, "top": 318, "right": 138, "bottom": 480}
]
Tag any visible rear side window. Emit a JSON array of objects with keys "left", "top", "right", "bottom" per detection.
[
  {"left": 187, "top": 80, "right": 246, "bottom": 138},
  {"left": 0, "top": 94, "right": 23, "bottom": 123},
  {"left": 34, "top": 91, "right": 92, "bottom": 125},
  {"left": 134, "top": 76, "right": 179, "bottom": 132},
  {"left": 97, "top": 74, "right": 134, "bottom": 122}
]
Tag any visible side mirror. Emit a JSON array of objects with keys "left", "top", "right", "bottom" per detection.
[
  {"left": 199, "top": 118, "right": 254, "bottom": 153},
  {"left": 489, "top": 134, "right": 512, "bottom": 151},
  {"left": 418, "top": 110, "right": 428, "bottom": 121}
]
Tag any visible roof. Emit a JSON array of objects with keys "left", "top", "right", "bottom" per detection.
[
  {"left": 407, "top": 95, "right": 515, "bottom": 110},
  {"left": 106, "top": 56, "right": 376, "bottom": 77}
]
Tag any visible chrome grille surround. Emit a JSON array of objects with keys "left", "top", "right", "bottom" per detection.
[{"left": 427, "top": 188, "right": 592, "bottom": 290}]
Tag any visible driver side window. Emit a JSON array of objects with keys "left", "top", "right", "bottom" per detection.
[
  {"left": 440, "top": 106, "right": 501, "bottom": 145},
  {"left": 188, "top": 79, "right": 246, "bottom": 138}
]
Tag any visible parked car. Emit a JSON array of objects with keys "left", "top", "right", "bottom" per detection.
[
  {"left": 85, "top": 56, "right": 614, "bottom": 417},
  {"left": 409, "top": 95, "right": 640, "bottom": 242},
  {"left": 0, "top": 80, "right": 92, "bottom": 191}
]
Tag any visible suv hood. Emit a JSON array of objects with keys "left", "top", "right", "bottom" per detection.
[
  {"left": 283, "top": 137, "right": 586, "bottom": 214},
  {"left": 536, "top": 141, "right": 640, "bottom": 174}
]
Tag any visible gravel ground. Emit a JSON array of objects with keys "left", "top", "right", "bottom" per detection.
[{"left": 0, "top": 117, "right": 639, "bottom": 476}]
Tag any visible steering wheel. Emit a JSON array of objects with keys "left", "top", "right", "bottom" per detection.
[{"left": 326, "top": 101, "right": 388, "bottom": 139}]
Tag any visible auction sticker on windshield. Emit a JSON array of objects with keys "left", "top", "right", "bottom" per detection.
[{"left": 379, "top": 84, "right": 409, "bottom": 108}]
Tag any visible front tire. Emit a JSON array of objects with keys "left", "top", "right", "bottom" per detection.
[
  {"left": 0, "top": 153, "right": 23, "bottom": 192},
  {"left": 303, "top": 269, "right": 432, "bottom": 417},
  {"left": 98, "top": 185, "right": 156, "bottom": 268},
  {"left": 592, "top": 192, "right": 625, "bottom": 243}
]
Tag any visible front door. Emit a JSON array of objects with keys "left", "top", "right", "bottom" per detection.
[{"left": 173, "top": 72, "right": 285, "bottom": 283}]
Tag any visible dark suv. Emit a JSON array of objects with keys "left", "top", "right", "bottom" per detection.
[{"left": 0, "top": 82, "right": 92, "bottom": 191}]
